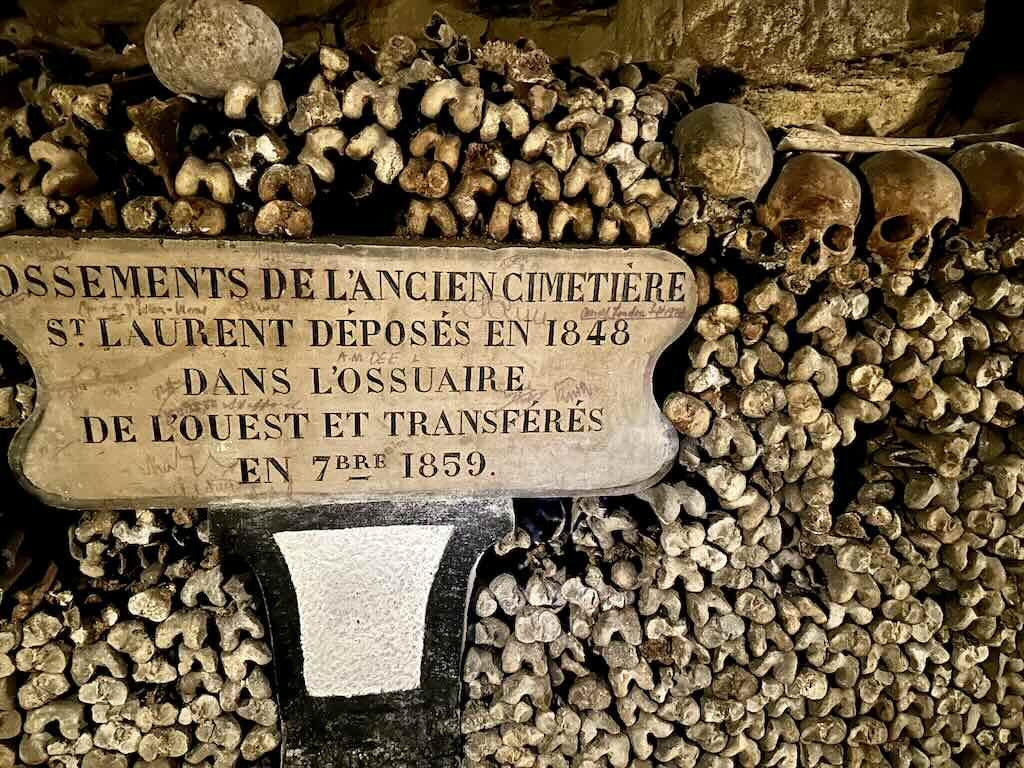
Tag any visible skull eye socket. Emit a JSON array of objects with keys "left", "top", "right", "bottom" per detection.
[
  {"left": 823, "top": 224, "right": 854, "bottom": 251},
  {"left": 932, "top": 218, "right": 956, "bottom": 240},
  {"left": 777, "top": 219, "right": 805, "bottom": 244},
  {"left": 879, "top": 215, "right": 918, "bottom": 243}
]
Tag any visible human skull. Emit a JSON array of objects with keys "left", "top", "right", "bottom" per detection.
[
  {"left": 948, "top": 141, "right": 1024, "bottom": 238},
  {"left": 861, "top": 150, "right": 962, "bottom": 273},
  {"left": 757, "top": 153, "right": 861, "bottom": 289},
  {"left": 145, "top": 0, "right": 283, "bottom": 98},
  {"left": 673, "top": 103, "right": 773, "bottom": 202}
]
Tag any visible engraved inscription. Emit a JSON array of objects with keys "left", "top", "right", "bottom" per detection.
[{"left": 0, "top": 237, "right": 696, "bottom": 507}]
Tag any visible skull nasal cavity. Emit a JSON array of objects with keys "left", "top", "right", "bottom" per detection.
[
  {"left": 879, "top": 215, "right": 917, "bottom": 243},
  {"left": 911, "top": 236, "right": 931, "bottom": 257},
  {"left": 823, "top": 224, "right": 854, "bottom": 251},
  {"left": 799, "top": 242, "right": 822, "bottom": 266}
]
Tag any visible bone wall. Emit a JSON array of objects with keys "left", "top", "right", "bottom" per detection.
[
  {"left": 2, "top": 5, "right": 1024, "bottom": 768},
  {"left": 2, "top": 511, "right": 280, "bottom": 768}
]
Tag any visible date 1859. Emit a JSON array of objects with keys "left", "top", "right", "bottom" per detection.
[
  {"left": 303, "top": 451, "right": 488, "bottom": 482},
  {"left": 403, "top": 451, "right": 487, "bottom": 478}
]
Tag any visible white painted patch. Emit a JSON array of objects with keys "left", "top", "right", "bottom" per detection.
[{"left": 274, "top": 525, "right": 453, "bottom": 698}]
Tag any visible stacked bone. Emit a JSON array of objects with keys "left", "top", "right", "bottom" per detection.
[
  {"left": 2, "top": 3, "right": 1024, "bottom": 768},
  {"left": 0, "top": 3, "right": 684, "bottom": 242},
  {"left": 1, "top": 510, "right": 279, "bottom": 768},
  {"left": 460, "top": 135, "right": 1024, "bottom": 768},
  {"left": 0, "top": 343, "right": 33, "bottom": 434}
]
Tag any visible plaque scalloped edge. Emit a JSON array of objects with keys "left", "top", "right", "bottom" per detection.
[{"left": 0, "top": 234, "right": 696, "bottom": 509}]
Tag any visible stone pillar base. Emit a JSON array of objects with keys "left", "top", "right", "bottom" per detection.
[{"left": 210, "top": 498, "right": 513, "bottom": 768}]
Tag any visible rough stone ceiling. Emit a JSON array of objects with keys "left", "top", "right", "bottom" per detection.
[{"left": 1, "top": 0, "right": 996, "bottom": 137}]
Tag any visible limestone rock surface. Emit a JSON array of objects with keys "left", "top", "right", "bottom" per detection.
[{"left": 8, "top": 0, "right": 983, "bottom": 88}]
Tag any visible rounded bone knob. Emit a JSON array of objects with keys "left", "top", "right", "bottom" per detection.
[{"left": 145, "top": 0, "right": 283, "bottom": 98}]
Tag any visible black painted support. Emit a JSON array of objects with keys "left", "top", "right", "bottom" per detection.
[{"left": 210, "top": 498, "right": 513, "bottom": 768}]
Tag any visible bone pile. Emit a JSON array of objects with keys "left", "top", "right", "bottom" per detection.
[
  {"left": 0, "top": 7, "right": 684, "bottom": 241},
  {"left": 461, "top": 132, "right": 1024, "bottom": 766},
  {"left": 1, "top": 510, "right": 279, "bottom": 768},
  {"left": 2, "top": 3, "right": 1024, "bottom": 768}
]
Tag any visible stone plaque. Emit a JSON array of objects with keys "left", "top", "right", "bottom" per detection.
[{"left": 0, "top": 235, "right": 696, "bottom": 508}]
